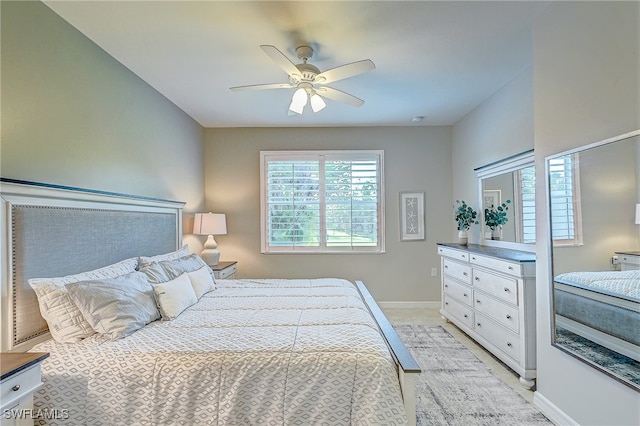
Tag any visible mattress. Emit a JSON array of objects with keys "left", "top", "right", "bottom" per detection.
[
  {"left": 31, "top": 278, "right": 406, "bottom": 425},
  {"left": 554, "top": 270, "right": 640, "bottom": 349}
]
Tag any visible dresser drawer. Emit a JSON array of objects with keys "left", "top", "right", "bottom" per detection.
[
  {"left": 0, "top": 364, "right": 43, "bottom": 409},
  {"left": 438, "top": 246, "right": 469, "bottom": 262},
  {"left": 474, "top": 291, "right": 519, "bottom": 333},
  {"left": 443, "top": 295, "right": 474, "bottom": 329},
  {"left": 443, "top": 258, "right": 472, "bottom": 284},
  {"left": 475, "top": 312, "right": 520, "bottom": 362},
  {"left": 469, "top": 253, "right": 522, "bottom": 277},
  {"left": 443, "top": 276, "right": 473, "bottom": 307},
  {"left": 472, "top": 268, "right": 518, "bottom": 305}
]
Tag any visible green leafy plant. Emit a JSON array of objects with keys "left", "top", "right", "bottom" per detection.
[
  {"left": 454, "top": 200, "right": 479, "bottom": 231},
  {"left": 484, "top": 200, "right": 511, "bottom": 230}
]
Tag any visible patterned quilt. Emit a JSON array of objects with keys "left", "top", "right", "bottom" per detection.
[
  {"left": 554, "top": 269, "right": 640, "bottom": 302},
  {"left": 31, "top": 278, "right": 406, "bottom": 425}
]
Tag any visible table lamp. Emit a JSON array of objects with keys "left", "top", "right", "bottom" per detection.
[{"left": 193, "top": 213, "right": 227, "bottom": 266}]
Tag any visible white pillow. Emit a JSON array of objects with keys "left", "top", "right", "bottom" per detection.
[
  {"left": 152, "top": 273, "right": 198, "bottom": 320},
  {"left": 188, "top": 265, "right": 216, "bottom": 298},
  {"left": 137, "top": 245, "right": 189, "bottom": 269},
  {"left": 66, "top": 272, "right": 160, "bottom": 341},
  {"left": 28, "top": 257, "right": 138, "bottom": 343}
]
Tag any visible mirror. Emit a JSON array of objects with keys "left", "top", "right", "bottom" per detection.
[
  {"left": 548, "top": 130, "right": 640, "bottom": 391},
  {"left": 476, "top": 150, "right": 535, "bottom": 250}
]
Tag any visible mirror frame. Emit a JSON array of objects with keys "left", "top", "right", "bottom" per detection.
[
  {"left": 546, "top": 128, "right": 640, "bottom": 391},
  {"left": 475, "top": 149, "right": 535, "bottom": 253}
]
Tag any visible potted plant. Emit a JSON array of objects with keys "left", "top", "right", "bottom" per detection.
[
  {"left": 484, "top": 200, "right": 511, "bottom": 240},
  {"left": 454, "top": 200, "right": 478, "bottom": 245}
]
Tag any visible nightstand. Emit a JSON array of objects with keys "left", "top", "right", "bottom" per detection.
[
  {"left": 1, "top": 352, "right": 49, "bottom": 425},
  {"left": 211, "top": 261, "right": 237, "bottom": 279},
  {"left": 615, "top": 251, "right": 640, "bottom": 270}
]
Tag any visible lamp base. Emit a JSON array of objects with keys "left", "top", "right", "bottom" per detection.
[{"left": 200, "top": 235, "right": 221, "bottom": 266}]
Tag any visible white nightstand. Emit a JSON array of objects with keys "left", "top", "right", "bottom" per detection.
[
  {"left": 615, "top": 251, "right": 640, "bottom": 270},
  {"left": 211, "top": 261, "right": 237, "bottom": 279},
  {"left": 1, "top": 352, "right": 49, "bottom": 426}
]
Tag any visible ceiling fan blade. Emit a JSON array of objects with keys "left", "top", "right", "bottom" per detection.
[
  {"left": 316, "top": 87, "right": 365, "bottom": 107},
  {"left": 260, "top": 45, "right": 300, "bottom": 77},
  {"left": 230, "top": 83, "right": 294, "bottom": 91},
  {"left": 315, "top": 59, "right": 375, "bottom": 84}
]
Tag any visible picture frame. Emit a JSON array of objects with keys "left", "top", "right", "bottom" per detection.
[{"left": 400, "top": 192, "right": 425, "bottom": 241}]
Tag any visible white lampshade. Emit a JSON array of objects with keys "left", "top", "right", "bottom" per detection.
[
  {"left": 310, "top": 93, "right": 326, "bottom": 112},
  {"left": 193, "top": 213, "right": 227, "bottom": 266},
  {"left": 193, "top": 213, "right": 227, "bottom": 235},
  {"left": 288, "top": 88, "right": 308, "bottom": 114},
  {"left": 636, "top": 203, "right": 640, "bottom": 225}
]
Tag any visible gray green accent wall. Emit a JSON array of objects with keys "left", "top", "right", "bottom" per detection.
[{"left": 1, "top": 1, "right": 204, "bottom": 218}]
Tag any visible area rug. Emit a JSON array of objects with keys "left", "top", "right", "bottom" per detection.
[{"left": 394, "top": 324, "right": 551, "bottom": 425}]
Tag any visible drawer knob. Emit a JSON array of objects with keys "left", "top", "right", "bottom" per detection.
[
  {"left": 476, "top": 300, "right": 481, "bottom": 304},
  {"left": 506, "top": 314, "right": 512, "bottom": 320},
  {"left": 503, "top": 287, "right": 510, "bottom": 292},
  {"left": 472, "top": 256, "right": 476, "bottom": 260},
  {"left": 444, "top": 284, "right": 448, "bottom": 288},
  {"left": 445, "top": 265, "right": 449, "bottom": 269},
  {"left": 508, "top": 266, "right": 514, "bottom": 271},
  {"left": 445, "top": 302, "right": 449, "bottom": 306},
  {"left": 464, "top": 314, "right": 468, "bottom": 318},
  {"left": 463, "top": 272, "right": 468, "bottom": 276},
  {"left": 474, "top": 277, "right": 480, "bottom": 281},
  {"left": 507, "top": 342, "right": 512, "bottom": 347},
  {"left": 476, "top": 322, "right": 481, "bottom": 327},
  {"left": 12, "top": 384, "right": 20, "bottom": 392},
  {"left": 463, "top": 293, "right": 468, "bottom": 297}
]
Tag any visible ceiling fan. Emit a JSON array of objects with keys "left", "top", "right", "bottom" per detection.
[{"left": 230, "top": 45, "right": 375, "bottom": 115}]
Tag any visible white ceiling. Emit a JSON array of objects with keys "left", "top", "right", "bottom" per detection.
[{"left": 43, "top": 1, "right": 550, "bottom": 128}]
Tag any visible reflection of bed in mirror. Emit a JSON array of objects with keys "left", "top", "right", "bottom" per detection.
[{"left": 554, "top": 270, "right": 640, "bottom": 361}]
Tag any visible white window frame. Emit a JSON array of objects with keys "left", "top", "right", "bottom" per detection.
[
  {"left": 548, "top": 153, "right": 583, "bottom": 247},
  {"left": 260, "top": 150, "right": 385, "bottom": 254}
]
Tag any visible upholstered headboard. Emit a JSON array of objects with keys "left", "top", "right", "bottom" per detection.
[{"left": 1, "top": 179, "right": 185, "bottom": 351}]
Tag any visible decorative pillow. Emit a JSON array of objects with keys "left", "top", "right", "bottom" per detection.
[
  {"left": 28, "top": 257, "right": 138, "bottom": 343},
  {"left": 139, "top": 253, "right": 216, "bottom": 287},
  {"left": 152, "top": 273, "right": 198, "bottom": 320},
  {"left": 137, "top": 245, "right": 189, "bottom": 269},
  {"left": 66, "top": 271, "right": 160, "bottom": 341},
  {"left": 188, "top": 265, "right": 216, "bottom": 298}
]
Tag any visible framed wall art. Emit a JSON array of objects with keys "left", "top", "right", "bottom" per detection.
[{"left": 400, "top": 192, "right": 425, "bottom": 241}]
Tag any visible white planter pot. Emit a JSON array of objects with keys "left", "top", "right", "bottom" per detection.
[{"left": 458, "top": 230, "right": 468, "bottom": 245}]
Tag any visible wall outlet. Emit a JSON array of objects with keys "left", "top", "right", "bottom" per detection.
[
  {"left": 431, "top": 267, "right": 438, "bottom": 277},
  {"left": 611, "top": 255, "right": 619, "bottom": 266}
]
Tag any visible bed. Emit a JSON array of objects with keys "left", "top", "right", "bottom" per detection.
[
  {"left": 0, "top": 178, "right": 420, "bottom": 425},
  {"left": 554, "top": 269, "right": 640, "bottom": 361}
]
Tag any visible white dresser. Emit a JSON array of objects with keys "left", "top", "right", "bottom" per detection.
[{"left": 437, "top": 243, "right": 537, "bottom": 388}]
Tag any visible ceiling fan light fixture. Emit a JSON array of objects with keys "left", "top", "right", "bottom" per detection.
[
  {"left": 289, "top": 88, "right": 308, "bottom": 114},
  {"left": 310, "top": 93, "right": 326, "bottom": 112}
]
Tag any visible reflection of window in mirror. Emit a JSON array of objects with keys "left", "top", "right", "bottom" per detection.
[
  {"left": 549, "top": 153, "right": 583, "bottom": 246},
  {"left": 516, "top": 166, "right": 536, "bottom": 243}
]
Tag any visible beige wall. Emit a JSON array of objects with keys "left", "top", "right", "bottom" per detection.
[
  {"left": 203, "top": 127, "right": 452, "bottom": 302},
  {"left": 452, "top": 67, "right": 535, "bottom": 244},
  {"left": 533, "top": 2, "right": 640, "bottom": 424},
  {"left": 1, "top": 1, "right": 205, "bottom": 244}
]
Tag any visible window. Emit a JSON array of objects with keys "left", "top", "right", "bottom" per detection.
[
  {"left": 260, "top": 150, "right": 384, "bottom": 253},
  {"left": 517, "top": 166, "right": 536, "bottom": 244},
  {"left": 548, "top": 153, "right": 582, "bottom": 246}
]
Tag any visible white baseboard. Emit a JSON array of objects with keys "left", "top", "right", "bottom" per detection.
[
  {"left": 378, "top": 301, "right": 441, "bottom": 309},
  {"left": 533, "top": 391, "right": 578, "bottom": 426}
]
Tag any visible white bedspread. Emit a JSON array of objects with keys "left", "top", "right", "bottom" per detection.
[
  {"left": 31, "top": 278, "right": 406, "bottom": 425},
  {"left": 554, "top": 269, "right": 640, "bottom": 301}
]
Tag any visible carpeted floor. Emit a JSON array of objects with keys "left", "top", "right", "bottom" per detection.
[{"left": 395, "top": 324, "right": 551, "bottom": 426}]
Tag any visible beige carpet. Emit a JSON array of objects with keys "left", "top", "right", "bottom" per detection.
[{"left": 395, "top": 324, "right": 551, "bottom": 426}]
